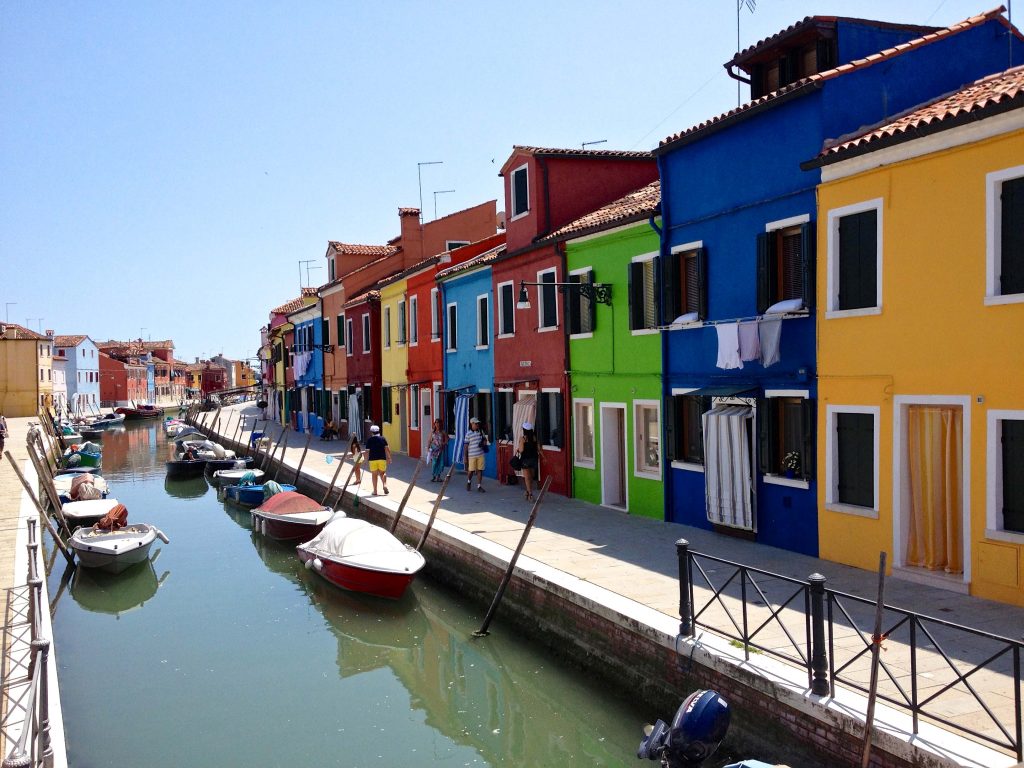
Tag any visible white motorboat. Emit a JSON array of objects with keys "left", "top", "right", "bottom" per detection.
[
  {"left": 70, "top": 523, "right": 169, "bottom": 573},
  {"left": 211, "top": 467, "right": 266, "bottom": 486}
]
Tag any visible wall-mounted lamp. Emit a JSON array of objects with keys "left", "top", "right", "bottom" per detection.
[{"left": 515, "top": 279, "right": 612, "bottom": 310}]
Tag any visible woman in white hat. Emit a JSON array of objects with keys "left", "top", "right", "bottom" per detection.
[{"left": 516, "top": 422, "right": 540, "bottom": 501}]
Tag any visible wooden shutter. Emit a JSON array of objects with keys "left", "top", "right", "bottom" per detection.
[
  {"left": 661, "top": 252, "right": 680, "bottom": 323},
  {"left": 756, "top": 233, "right": 771, "bottom": 314},
  {"left": 695, "top": 247, "right": 708, "bottom": 320},
  {"left": 1001, "top": 178, "right": 1024, "bottom": 295},
  {"left": 837, "top": 412, "right": 873, "bottom": 507},
  {"left": 757, "top": 398, "right": 774, "bottom": 474},
  {"left": 800, "top": 222, "right": 816, "bottom": 311},
  {"left": 567, "top": 274, "right": 581, "bottom": 335},
  {"left": 628, "top": 262, "right": 644, "bottom": 330},
  {"left": 664, "top": 394, "right": 677, "bottom": 462},
  {"left": 584, "top": 269, "right": 595, "bottom": 333},
  {"left": 838, "top": 210, "right": 877, "bottom": 310},
  {"left": 800, "top": 398, "right": 816, "bottom": 480},
  {"left": 1003, "top": 419, "right": 1024, "bottom": 533}
]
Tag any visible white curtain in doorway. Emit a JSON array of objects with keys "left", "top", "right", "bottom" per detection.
[
  {"left": 512, "top": 395, "right": 537, "bottom": 450},
  {"left": 703, "top": 405, "right": 754, "bottom": 530},
  {"left": 348, "top": 393, "right": 362, "bottom": 442}
]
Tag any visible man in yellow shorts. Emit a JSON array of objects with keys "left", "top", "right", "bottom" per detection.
[{"left": 365, "top": 424, "right": 392, "bottom": 495}]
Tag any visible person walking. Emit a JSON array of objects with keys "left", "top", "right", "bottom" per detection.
[
  {"left": 517, "top": 421, "right": 541, "bottom": 501},
  {"left": 427, "top": 419, "right": 447, "bottom": 481},
  {"left": 0, "top": 413, "right": 8, "bottom": 464},
  {"left": 348, "top": 434, "right": 363, "bottom": 484},
  {"left": 463, "top": 417, "right": 489, "bottom": 493},
  {"left": 365, "top": 425, "right": 391, "bottom": 495}
]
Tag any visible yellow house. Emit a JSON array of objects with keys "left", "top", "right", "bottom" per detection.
[
  {"left": 810, "top": 67, "right": 1024, "bottom": 605},
  {"left": 379, "top": 273, "right": 410, "bottom": 453},
  {"left": 0, "top": 323, "right": 48, "bottom": 416}
]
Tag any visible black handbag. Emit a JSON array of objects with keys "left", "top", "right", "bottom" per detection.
[{"left": 509, "top": 453, "right": 523, "bottom": 471}]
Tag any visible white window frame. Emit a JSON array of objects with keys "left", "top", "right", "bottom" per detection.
[
  {"left": 826, "top": 198, "right": 884, "bottom": 318},
  {"left": 986, "top": 409, "right": 1024, "bottom": 543},
  {"left": 361, "top": 313, "right": 370, "bottom": 354},
  {"left": 475, "top": 294, "right": 489, "bottom": 349},
  {"left": 762, "top": 390, "right": 812, "bottom": 490},
  {"left": 346, "top": 317, "right": 354, "bottom": 357},
  {"left": 631, "top": 252, "right": 659, "bottom": 336},
  {"left": 383, "top": 306, "right": 392, "bottom": 349},
  {"left": 633, "top": 399, "right": 661, "bottom": 479},
  {"left": 409, "top": 295, "right": 419, "bottom": 346},
  {"left": 573, "top": 398, "right": 595, "bottom": 468},
  {"left": 537, "top": 267, "right": 558, "bottom": 332},
  {"left": 497, "top": 280, "right": 515, "bottom": 338},
  {"left": 397, "top": 299, "right": 407, "bottom": 346},
  {"left": 431, "top": 288, "right": 440, "bottom": 342},
  {"left": 446, "top": 302, "right": 457, "bottom": 352},
  {"left": 540, "top": 387, "right": 562, "bottom": 452},
  {"left": 510, "top": 164, "right": 529, "bottom": 221},
  {"left": 825, "top": 404, "right": 880, "bottom": 518},
  {"left": 985, "top": 165, "right": 1024, "bottom": 305},
  {"left": 445, "top": 240, "right": 470, "bottom": 252}
]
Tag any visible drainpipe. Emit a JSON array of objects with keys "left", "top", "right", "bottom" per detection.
[{"left": 558, "top": 239, "right": 573, "bottom": 499}]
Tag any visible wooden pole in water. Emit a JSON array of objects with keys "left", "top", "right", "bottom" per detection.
[
  {"left": 272, "top": 427, "right": 290, "bottom": 481},
  {"left": 472, "top": 476, "right": 552, "bottom": 638},
  {"left": 292, "top": 431, "right": 313, "bottom": 485},
  {"left": 390, "top": 459, "right": 423, "bottom": 533},
  {"left": 26, "top": 448, "right": 64, "bottom": 523},
  {"left": 259, "top": 432, "right": 278, "bottom": 472},
  {"left": 321, "top": 453, "right": 347, "bottom": 505},
  {"left": 229, "top": 413, "right": 243, "bottom": 454},
  {"left": 332, "top": 453, "right": 364, "bottom": 510},
  {"left": 416, "top": 461, "right": 456, "bottom": 550},
  {"left": 861, "top": 552, "right": 888, "bottom": 768},
  {"left": 34, "top": 432, "right": 56, "bottom": 476},
  {"left": 5, "top": 453, "right": 74, "bottom": 563}
]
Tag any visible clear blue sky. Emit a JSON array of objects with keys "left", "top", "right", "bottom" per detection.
[{"left": 0, "top": 0, "right": 1004, "bottom": 362}]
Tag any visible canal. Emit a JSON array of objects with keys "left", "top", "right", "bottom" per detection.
[{"left": 45, "top": 421, "right": 685, "bottom": 767}]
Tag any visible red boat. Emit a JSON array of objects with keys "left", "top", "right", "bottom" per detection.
[
  {"left": 115, "top": 404, "right": 164, "bottom": 420},
  {"left": 296, "top": 518, "right": 426, "bottom": 600},
  {"left": 251, "top": 491, "right": 337, "bottom": 542}
]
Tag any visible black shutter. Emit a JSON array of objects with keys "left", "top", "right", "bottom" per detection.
[
  {"left": 664, "top": 394, "right": 677, "bottom": 462},
  {"left": 756, "top": 233, "right": 771, "bottom": 314},
  {"left": 628, "top": 262, "right": 644, "bottom": 330},
  {"left": 816, "top": 38, "right": 835, "bottom": 71},
  {"left": 757, "top": 398, "right": 774, "bottom": 475},
  {"left": 800, "top": 398, "right": 816, "bottom": 480},
  {"left": 801, "top": 222, "right": 816, "bottom": 311},
  {"left": 839, "top": 210, "right": 877, "bottom": 310},
  {"left": 1001, "top": 178, "right": 1024, "bottom": 295},
  {"left": 322, "top": 318, "right": 330, "bottom": 347},
  {"left": 586, "top": 270, "right": 596, "bottom": 332},
  {"left": 554, "top": 393, "right": 565, "bottom": 449},
  {"left": 695, "top": 247, "right": 708, "bottom": 320},
  {"left": 661, "top": 252, "right": 680, "bottom": 324},
  {"left": 837, "top": 413, "right": 873, "bottom": 507},
  {"left": 567, "top": 273, "right": 582, "bottom": 335},
  {"left": 1003, "top": 420, "right": 1024, "bottom": 533}
]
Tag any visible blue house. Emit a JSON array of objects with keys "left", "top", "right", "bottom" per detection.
[
  {"left": 289, "top": 300, "right": 326, "bottom": 435},
  {"left": 437, "top": 244, "right": 504, "bottom": 480},
  {"left": 654, "top": 9, "right": 1023, "bottom": 556}
]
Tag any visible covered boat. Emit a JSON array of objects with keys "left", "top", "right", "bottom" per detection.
[
  {"left": 223, "top": 480, "right": 296, "bottom": 507},
  {"left": 251, "top": 491, "right": 338, "bottom": 542},
  {"left": 204, "top": 455, "right": 254, "bottom": 476},
  {"left": 211, "top": 466, "right": 265, "bottom": 486},
  {"left": 54, "top": 472, "right": 109, "bottom": 503},
  {"left": 60, "top": 497, "right": 125, "bottom": 528},
  {"left": 116, "top": 404, "right": 163, "bottom": 420},
  {"left": 90, "top": 412, "right": 126, "bottom": 429},
  {"left": 62, "top": 442, "right": 102, "bottom": 469},
  {"left": 296, "top": 518, "right": 425, "bottom": 599},
  {"left": 68, "top": 504, "right": 169, "bottom": 573}
]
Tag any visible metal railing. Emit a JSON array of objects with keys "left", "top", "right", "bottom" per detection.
[
  {"left": 676, "top": 539, "right": 1024, "bottom": 760},
  {"left": 1, "top": 519, "right": 54, "bottom": 767}
]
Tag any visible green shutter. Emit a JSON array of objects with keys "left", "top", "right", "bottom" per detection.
[
  {"left": 1001, "top": 178, "right": 1024, "bottom": 295},
  {"left": 1003, "top": 420, "right": 1024, "bottom": 533},
  {"left": 756, "top": 233, "right": 771, "bottom": 314}
]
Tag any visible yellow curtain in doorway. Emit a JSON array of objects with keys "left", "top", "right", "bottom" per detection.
[{"left": 906, "top": 406, "right": 963, "bottom": 574}]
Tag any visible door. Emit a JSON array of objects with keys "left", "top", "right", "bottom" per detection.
[
  {"left": 398, "top": 387, "right": 408, "bottom": 453},
  {"left": 601, "top": 404, "right": 627, "bottom": 509},
  {"left": 704, "top": 404, "right": 756, "bottom": 531},
  {"left": 421, "top": 387, "right": 433, "bottom": 457}
]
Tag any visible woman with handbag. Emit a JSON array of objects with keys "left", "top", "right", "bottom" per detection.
[
  {"left": 516, "top": 422, "right": 540, "bottom": 501},
  {"left": 427, "top": 419, "right": 447, "bottom": 482}
]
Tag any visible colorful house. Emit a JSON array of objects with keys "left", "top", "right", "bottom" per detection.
[
  {"left": 288, "top": 300, "right": 326, "bottom": 434},
  {"left": 54, "top": 335, "right": 100, "bottom": 413},
  {"left": 491, "top": 146, "right": 658, "bottom": 497},
  {"left": 437, "top": 241, "right": 506, "bottom": 478},
  {"left": 552, "top": 181, "right": 663, "bottom": 517},
  {"left": 379, "top": 273, "right": 411, "bottom": 452},
  {"left": 807, "top": 65, "right": 1024, "bottom": 604},
  {"left": 654, "top": 9, "right": 1022, "bottom": 556},
  {"left": 99, "top": 351, "right": 147, "bottom": 406},
  {"left": 342, "top": 289, "right": 382, "bottom": 439},
  {"left": 264, "top": 288, "right": 318, "bottom": 424},
  {"left": 0, "top": 323, "right": 48, "bottom": 416}
]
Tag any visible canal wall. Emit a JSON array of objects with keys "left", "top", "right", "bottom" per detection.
[{"left": 194, "top": 409, "right": 1005, "bottom": 768}]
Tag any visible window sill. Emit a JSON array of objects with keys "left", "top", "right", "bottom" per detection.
[
  {"left": 671, "top": 460, "right": 704, "bottom": 473},
  {"left": 574, "top": 460, "right": 596, "bottom": 469},
  {"left": 569, "top": 332, "right": 594, "bottom": 340},
  {"left": 984, "top": 293, "right": 1024, "bottom": 306},
  {"left": 635, "top": 469, "right": 660, "bottom": 480},
  {"left": 541, "top": 445, "right": 562, "bottom": 452},
  {"left": 475, "top": 344, "right": 489, "bottom": 351},
  {"left": 825, "top": 502, "right": 878, "bottom": 519},
  {"left": 445, "top": 349, "right": 457, "bottom": 354},
  {"left": 763, "top": 474, "right": 810, "bottom": 490},
  {"left": 631, "top": 328, "right": 660, "bottom": 336},
  {"left": 825, "top": 307, "right": 881, "bottom": 319},
  {"left": 510, "top": 210, "right": 530, "bottom": 223},
  {"left": 497, "top": 333, "right": 515, "bottom": 340},
  {"left": 985, "top": 528, "right": 1024, "bottom": 545},
  {"left": 538, "top": 326, "right": 559, "bottom": 334}
]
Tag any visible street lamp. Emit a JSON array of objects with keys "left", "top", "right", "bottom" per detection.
[{"left": 515, "top": 279, "right": 612, "bottom": 310}]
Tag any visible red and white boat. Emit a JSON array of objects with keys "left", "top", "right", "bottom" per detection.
[
  {"left": 296, "top": 518, "right": 425, "bottom": 600},
  {"left": 251, "top": 491, "right": 338, "bottom": 542}
]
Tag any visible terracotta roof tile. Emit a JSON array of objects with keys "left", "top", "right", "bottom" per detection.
[
  {"left": 342, "top": 289, "right": 381, "bottom": 309},
  {"left": 511, "top": 145, "right": 652, "bottom": 161},
  {"left": 328, "top": 242, "right": 401, "bottom": 258},
  {"left": 659, "top": 7, "right": 1013, "bottom": 152},
  {"left": 398, "top": 207, "right": 420, "bottom": 217},
  {"left": 0, "top": 323, "right": 45, "bottom": 340},
  {"left": 815, "top": 64, "right": 1024, "bottom": 163},
  {"left": 271, "top": 290, "right": 317, "bottom": 316},
  {"left": 53, "top": 334, "right": 88, "bottom": 347},
  {"left": 435, "top": 244, "right": 506, "bottom": 280},
  {"left": 547, "top": 180, "right": 661, "bottom": 240}
]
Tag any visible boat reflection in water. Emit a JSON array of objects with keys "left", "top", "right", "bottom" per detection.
[
  {"left": 62, "top": 553, "right": 169, "bottom": 618},
  {"left": 163, "top": 475, "right": 210, "bottom": 499}
]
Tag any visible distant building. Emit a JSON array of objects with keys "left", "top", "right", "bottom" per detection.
[
  {"left": 0, "top": 323, "right": 51, "bottom": 416},
  {"left": 53, "top": 335, "right": 100, "bottom": 413}
]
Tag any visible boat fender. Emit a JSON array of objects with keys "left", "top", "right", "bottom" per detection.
[
  {"left": 313, "top": 558, "right": 323, "bottom": 572},
  {"left": 304, "top": 557, "right": 315, "bottom": 570},
  {"left": 156, "top": 530, "right": 170, "bottom": 544}
]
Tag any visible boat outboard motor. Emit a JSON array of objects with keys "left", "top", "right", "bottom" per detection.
[{"left": 637, "top": 690, "right": 730, "bottom": 768}]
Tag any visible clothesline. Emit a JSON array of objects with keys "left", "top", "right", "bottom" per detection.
[{"left": 658, "top": 311, "right": 807, "bottom": 331}]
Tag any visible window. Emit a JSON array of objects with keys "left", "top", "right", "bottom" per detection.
[
  {"left": 825, "top": 408, "right": 877, "bottom": 511},
  {"left": 410, "top": 385, "right": 420, "bottom": 430},
  {"left": 470, "top": 392, "right": 492, "bottom": 432},
  {"left": 629, "top": 254, "right": 658, "bottom": 330},
  {"left": 446, "top": 303, "right": 457, "bottom": 351},
  {"left": 537, "top": 391, "right": 564, "bottom": 448},
  {"left": 667, "top": 394, "right": 712, "bottom": 465},
  {"left": 757, "top": 218, "right": 815, "bottom": 313},
  {"left": 383, "top": 306, "right": 392, "bottom": 348},
  {"left": 361, "top": 314, "right": 370, "bottom": 353},
  {"left": 476, "top": 295, "right": 489, "bottom": 348},
  {"left": 511, "top": 164, "right": 529, "bottom": 219},
  {"left": 988, "top": 412, "right": 1024, "bottom": 536},
  {"left": 431, "top": 288, "right": 440, "bottom": 340},
  {"left": 498, "top": 281, "right": 515, "bottom": 336},
  {"left": 758, "top": 395, "right": 815, "bottom": 481},
  {"left": 567, "top": 270, "right": 595, "bottom": 335},
  {"left": 495, "top": 390, "right": 514, "bottom": 442},
  {"left": 987, "top": 166, "right": 1024, "bottom": 302},
  {"left": 346, "top": 318, "right": 354, "bottom": 357},
  {"left": 322, "top": 318, "right": 330, "bottom": 347},
  {"left": 382, "top": 386, "right": 393, "bottom": 424},
  {"left": 397, "top": 300, "right": 406, "bottom": 345},
  {"left": 538, "top": 268, "right": 557, "bottom": 330},
  {"left": 337, "top": 315, "right": 345, "bottom": 352},
  {"left": 635, "top": 402, "right": 660, "bottom": 476},
  {"left": 409, "top": 296, "right": 419, "bottom": 345},
  {"left": 663, "top": 243, "right": 707, "bottom": 323},
  {"left": 446, "top": 240, "right": 470, "bottom": 252},
  {"left": 827, "top": 200, "right": 881, "bottom": 314},
  {"left": 573, "top": 400, "right": 595, "bottom": 466},
  {"left": 329, "top": 257, "right": 335, "bottom": 282}
]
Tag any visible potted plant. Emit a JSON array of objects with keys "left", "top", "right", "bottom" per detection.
[{"left": 783, "top": 451, "right": 801, "bottom": 479}]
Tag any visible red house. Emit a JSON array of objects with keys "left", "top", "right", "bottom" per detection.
[
  {"left": 491, "top": 146, "right": 657, "bottom": 496},
  {"left": 341, "top": 289, "right": 382, "bottom": 437},
  {"left": 99, "top": 352, "right": 147, "bottom": 406}
]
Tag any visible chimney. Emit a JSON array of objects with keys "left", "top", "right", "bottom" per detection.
[{"left": 45, "top": 329, "right": 54, "bottom": 337}]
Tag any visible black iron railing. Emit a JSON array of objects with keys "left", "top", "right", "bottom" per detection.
[{"left": 676, "top": 539, "right": 1024, "bottom": 760}]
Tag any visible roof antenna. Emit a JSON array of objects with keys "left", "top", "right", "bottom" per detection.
[
  {"left": 582, "top": 139, "right": 607, "bottom": 150},
  {"left": 737, "top": 0, "right": 757, "bottom": 106}
]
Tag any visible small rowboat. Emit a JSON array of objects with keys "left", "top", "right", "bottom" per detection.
[
  {"left": 211, "top": 467, "right": 266, "bottom": 486},
  {"left": 251, "top": 491, "right": 338, "bottom": 542},
  {"left": 70, "top": 523, "right": 169, "bottom": 574},
  {"left": 223, "top": 482, "right": 296, "bottom": 507},
  {"left": 116, "top": 404, "right": 164, "bottom": 420},
  {"left": 60, "top": 498, "right": 125, "bottom": 528}
]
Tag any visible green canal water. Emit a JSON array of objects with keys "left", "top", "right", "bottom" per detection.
[{"left": 45, "top": 421, "right": 671, "bottom": 767}]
